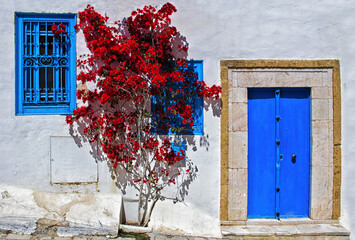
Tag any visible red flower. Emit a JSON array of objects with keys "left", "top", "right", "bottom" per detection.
[
  {"left": 51, "top": 24, "right": 68, "bottom": 38},
  {"left": 66, "top": 4, "right": 221, "bottom": 224}
]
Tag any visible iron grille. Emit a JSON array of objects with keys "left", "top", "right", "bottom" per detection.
[
  {"left": 151, "top": 61, "right": 204, "bottom": 135},
  {"left": 22, "top": 21, "right": 70, "bottom": 105}
]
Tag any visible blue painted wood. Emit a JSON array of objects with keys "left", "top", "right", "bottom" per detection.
[
  {"left": 275, "top": 89, "right": 281, "bottom": 219},
  {"left": 171, "top": 137, "right": 186, "bottom": 161},
  {"left": 247, "top": 88, "right": 310, "bottom": 219},
  {"left": 151, "top": 60, "right": 204, "bottom": 135},
  {"left": 279, "top": 88, "right": 310, "bottom": 218},
  {"left": 248, "top": 88, "right": 276, "bottom": 218},
  {"left": 15, "top": 13, "right": 76, "bottom": 115}
]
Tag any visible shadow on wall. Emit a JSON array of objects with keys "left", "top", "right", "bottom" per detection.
[
  {"left": 66, "top": 16, "right": 221, "bottom": 224},
  {"left": 67, "top": 98, "right": 221, "bottom": 223},
  {"left": 67, "top": 97, "right": 221, "bottom": 224}
]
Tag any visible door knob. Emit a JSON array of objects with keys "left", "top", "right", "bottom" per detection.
[{"left": 292, "top": 154, "right": 296, "bottom": 163}]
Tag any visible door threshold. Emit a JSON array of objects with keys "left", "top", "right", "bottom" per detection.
[
  {"left": 221, "top": 218, "right": 340, "bottom": 226},
  {"left": 221, "top": 220, "right": 350, "bottom": 239}
]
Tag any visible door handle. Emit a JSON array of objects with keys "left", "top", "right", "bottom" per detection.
[{"left": 291, "top": 154, "right": 296, "bottom": 164}]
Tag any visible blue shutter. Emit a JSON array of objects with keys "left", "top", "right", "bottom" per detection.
[
  {"left": 15, "top": 13, "right": 76, "bottom": 115},
  {"left": 190, "top": 61, "right": 204, "bottom": 135},
  {"left": 171, "top": 137, "right": 186, "bottom": 161},
  {"left": 151, "top": 60, "right": 204, "bottom": 135}
]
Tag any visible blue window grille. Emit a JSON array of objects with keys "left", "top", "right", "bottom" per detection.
[
  {"left": 15, "top": 13, "right": 76, "bottom": 115},
  {"left": 151, "top": 60, "right": 204, "bottom": 135}
]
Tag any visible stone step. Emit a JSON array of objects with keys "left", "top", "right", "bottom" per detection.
[{"left": 222, "top": 223, "right": 350, "bottom": 239}]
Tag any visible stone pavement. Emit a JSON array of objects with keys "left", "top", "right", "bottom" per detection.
[
  {"left": 0, "top": 232, "right": 222, "bottom": 240},
  {"left": 0, "top": 222, "right": 351, "bottom": 240},
  {"left": 0, "top": 231, "right": 352, "bottom": 240}
]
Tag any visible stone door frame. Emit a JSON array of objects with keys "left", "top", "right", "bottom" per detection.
[{"left": 220, "top": 60, "right": 341, "bottom": 223}]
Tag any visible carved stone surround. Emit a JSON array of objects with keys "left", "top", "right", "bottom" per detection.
[{"left": 220, "top": 60, "right": 341, "bottom": 223}]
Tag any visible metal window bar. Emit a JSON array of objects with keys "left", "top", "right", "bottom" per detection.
[
  {"left": 171, "top": 64, "right": 199, "bottom": 131},
  {"left": 23, "top": 20, "right": 70, "bottom": 106},
  {"left": 154, "top": 64, "right": 199, "bottom": 134}
]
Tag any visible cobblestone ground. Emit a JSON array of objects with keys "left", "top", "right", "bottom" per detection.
[
  {"left": 0, "top": 233, "right": 351, "bottom": 240},
  {"left": 0, "top": 232, "right": 224, "bottom": 240}
]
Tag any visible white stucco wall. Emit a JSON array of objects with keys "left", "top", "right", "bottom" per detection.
[{"left": 0, "top": 0, "right": 355, "bottom": 238}]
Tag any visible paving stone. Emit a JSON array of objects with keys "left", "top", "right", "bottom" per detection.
[
  {"left": 222, "top": 223, "right": 350, "bottom": 239},
  {"left": 87, "top": 237, "right": 108, "bottom": 240},
  {"left": 53, "top": 237, "right": 72, "bottom": 240},
  {"left": 37, "top": 237, "right": 53, "bottom": 240},
  {"left": 0, "top": 230, "right": 350, "bottom": 240},
  {"left": 114, "top": 238, "right": 137, "bottom": 240},
  {"left": 155, "top": 236, "right": 189, "bottom": 240},
  {"left": 5, "top": 233, "right": 32, "bottom": 239},
  {"left": 0, "top": 234, "right": 7, "bottom": 239}
]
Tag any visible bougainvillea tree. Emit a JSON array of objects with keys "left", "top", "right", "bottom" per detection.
[{"left": 66, "top": 3, "right": 221, "bottom": 226}]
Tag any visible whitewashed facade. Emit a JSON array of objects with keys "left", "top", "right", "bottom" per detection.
[{"left": 0, "top": 0, "right": 355, "bottom": 238}]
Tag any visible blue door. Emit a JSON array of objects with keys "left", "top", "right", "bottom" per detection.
[{"left": 247, "top": 88, "right": 310, "bottom": 219}]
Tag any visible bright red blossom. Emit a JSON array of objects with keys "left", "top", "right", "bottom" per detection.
[
  {"left": 51, "top": 24, "right": 68, "bottom": 38},
  {"left": 67, "top": 3, "right": 220, "bottom": 226}
]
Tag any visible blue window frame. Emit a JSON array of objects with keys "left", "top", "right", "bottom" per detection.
[
  {"left": 15, "top": 13, "right": 76, "bottom": 115},
  {"left": 171, "top": 137, "right": 186, "bottom": 160},
  {"left": 151, "top": 60, "right": 204, "bottom": 135}
]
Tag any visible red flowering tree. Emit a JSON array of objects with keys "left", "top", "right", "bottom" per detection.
[{"left": 66, "top": 3, "right": 221, "bottom": 226}]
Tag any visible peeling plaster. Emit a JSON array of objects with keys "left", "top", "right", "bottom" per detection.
[{"left": 0, "top": 184, "right": 121, "bottom": 236}]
